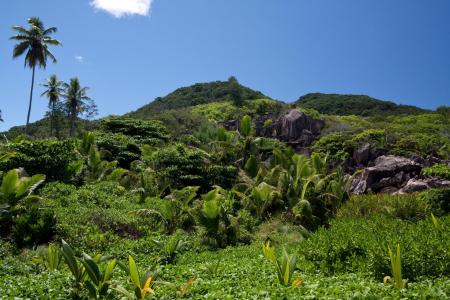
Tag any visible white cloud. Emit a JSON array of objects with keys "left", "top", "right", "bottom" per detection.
[
  {"left": 75, "top": 56, "right": 84, "bottom": 63},
  {"left": 90, "top": 0, "right": 153, "bottom": 18}
]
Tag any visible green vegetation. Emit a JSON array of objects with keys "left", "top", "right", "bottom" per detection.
[
  {"left": 297, "top": 93, "right": 429, "bottom": 116},
  {"left": 128, "top": 78, "right": 269, "bottom": 119},
  {"left": 2, "top": 17, "right": 450, "bottom": 299},
  {"left": 314, "top": 113, "right": 450, "bottom": 160}
]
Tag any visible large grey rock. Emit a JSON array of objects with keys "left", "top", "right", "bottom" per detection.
[
  {"left": 270, "top": 109, "right": 324, "bottom": 145},
  {"left": 353, "top": 143, "right": 371, "bottom": 165},
  {"left": 399, "top": 179, "right": 429, "bottom": 193},
  {"left": 398, "top": 178, "right": 450, "bottom": 194},
  {"left": 349, "top": 155, "right": 422, "bottom": 194}
]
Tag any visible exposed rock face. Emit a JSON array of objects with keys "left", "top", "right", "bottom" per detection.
[
  {"left": 398, "top": 178, "right": 450, "bottom": 194},
  {"left": 222, "top": 109, "right": 324, "bottom": 152},
  {"left": 349, "top": 155, "right": 422, "bottom": 194},
  {"left": 353, "top": 143, "right": 371, "bottom": 165},
  {"left": 261, "top": 109, "right": 324, "bottom": 151}
]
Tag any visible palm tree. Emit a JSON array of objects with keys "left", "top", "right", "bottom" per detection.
[
  {"left": 63, "top": 78, "right": 92, "bottom": 136},
  {"left": 41, "top": 74, "right": 64, "bottom": 137},
  {"left": 0, "top": 110, "right": 3, "bottom": 122},
  {"left": 10, "top": 17, "right": 61, "bottom": 134}
]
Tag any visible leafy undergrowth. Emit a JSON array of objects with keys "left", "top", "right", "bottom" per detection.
[{"left": 1, "top": 241, "right": 450, "bottom": 299}]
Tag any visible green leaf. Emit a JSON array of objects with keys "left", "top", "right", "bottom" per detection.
[{"left": 128, "top": 255, "right": 141, "bottom": 288}]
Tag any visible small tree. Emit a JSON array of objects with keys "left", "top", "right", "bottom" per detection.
[
  {"left": 437, "top": 106, "right": 450, "bottom": 124},
  {"left": 228, "top": 76, "right": 243, "bottom": 107}
]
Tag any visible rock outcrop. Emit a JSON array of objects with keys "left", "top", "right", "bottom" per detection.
[
  {"left": 349, "top": 155, "right": 450, "bottom": 194},
  {"left": 259, "top": 109, "right": 324, "bottom": 152},
  {"left": 222, "top": 109, "right": 324, "bottom": 153},
  {"left": 399, "top": 178, "right": 450, "bottom": 194},
  {"left": 349, "top": 155, "right": 422, "bottom": 194}
]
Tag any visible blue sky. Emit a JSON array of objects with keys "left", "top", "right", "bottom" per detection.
[{"left": 1, "top": 0, "right": 450, "bottom": 131}]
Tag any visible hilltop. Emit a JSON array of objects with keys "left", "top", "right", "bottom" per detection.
[
  {"left": 128, "top": 78, "right": 270, "bottom": 119},
  {"left": 296, "top": 93, "right": 429, "bottom": 116}
]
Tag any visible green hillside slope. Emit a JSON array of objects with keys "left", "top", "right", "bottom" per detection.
[{"left": 296, "top": 93, "right": 429, "bottom": 116}]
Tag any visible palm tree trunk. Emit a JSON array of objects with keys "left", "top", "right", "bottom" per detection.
[
  {"left": 25, "top": 65, "right": 36, "bottom": 134},
  {"left": 70, "top": 111, "right": 75, "bottom": 137},
  {"left": 50, "top": 101, "right": 55, "bottom": 137}
]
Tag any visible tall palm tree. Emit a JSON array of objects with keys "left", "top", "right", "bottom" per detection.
[
  {"left": 41, "top": 74, "right": 64, "bottom": 137},
  {"left": 63, "top": 78, "right": 92, "bottom": 136},
  {"left": 10, "top": 17, "right": 61, "bottom": 134},
  {"left": 0, "top": 110, "right": 3, "bottom": 122}
]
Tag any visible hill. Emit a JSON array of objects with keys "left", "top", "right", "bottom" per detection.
[
  {"left": 296, "top": 93, "right": 429, "bottom": 116},
  {"left": 128, "top": 78, "right": 269, "bottom": 119}
]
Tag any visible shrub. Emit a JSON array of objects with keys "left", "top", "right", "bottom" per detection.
[
  {"left": 420, "top": 188, "right": 450, "bottom": 216},
  {"left": 12, "top": 206, "right": 56, "bottom": 248},
  {"left": 0, "top": 140, "right": 78, "bottom": 181},
  {"left": 313, "top": 132, "right": 354, "bottom": 161},
  {"left": 423, "top": 163, "right": 450, "bottom": 180},
  {"left": 152, "top": 144, "right": 208, "bottom": 189},
  {"left": 100, "top": 116, "right": 170, "bottom": 142}
]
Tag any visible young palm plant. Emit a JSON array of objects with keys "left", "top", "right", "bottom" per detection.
[
  {"left": 262, "top": 240, "right": 302, "bottom": 288},
  {"left": 10, "top": 17, "right": 61, "bottom": 133},
  {"left": 384, "top": 243, "right": 408, "bottom": 289},
  {"left": 32, "top": 243, "right": 63, "bottom": 271},
  {"left": 151, "top": 235, "right": 187, "bottom": 264}
]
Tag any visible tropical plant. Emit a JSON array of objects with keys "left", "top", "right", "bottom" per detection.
[
  {"left": 63, "top": 78, "right": 96, "bottom": 136},
  {"left": 384, "top": 244, "right": 408, "bottom": 289},
  {"left": 113, "top": 255, "right": 157, "bottom": 299},
  {"left": 61, "top": 240, "right": 115, "bottom": 297},
  {"left": 0, "top": 169, "right": 45, "bottom": 223},
  {"left": 202, "top": 259, "right": 221, "bottom": 277},
  {"left": 86, "top": 145, "right": 117, "bottom": 182},
  {"left": 175, "top": 277, "right": 197, "bottom": 298},
  {"left": 249, "top": 182, "right": 282, "bottom": 219},
  {"left": 41, "top": 74, "right": 64, "bottom": 137},
  {"left": 152, "top": 235, "right": 187, "bottom": 264},
  {"left": 198, "top": 187, "right": 238, "bottom": 248},
  {"left": 130, "top": 186, "right": 199, "bottom": 233},
  {"left": 61, "top": 239, "right": 89, "bottom": 290},
  {"left": 32, "top": 243, "right": 63, "bottom": 271},
  {"left": 131, "top": 168, "right": 159, "bottom": 203},
  {"left": 262, "top": 240, "right": 302, "bottom": 287},
  {"left": 10, "top": 17, "right": 61, "bottom": 133},
  {"left": 79, "top": 253, "right": 117, "bottom": 299}
]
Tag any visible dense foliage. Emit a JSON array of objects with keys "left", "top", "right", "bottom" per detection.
[
  {"left": 128, "top": 79, "right": 269, "bottom": 119},
  {"left": 297, "top": 93, "right": 429, "bottom": 116}
]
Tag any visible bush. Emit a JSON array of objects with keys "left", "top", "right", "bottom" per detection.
[
  {"left": 420, "top": 188, "right": 450, "bottom": 216},
  {"left": 0, "top": 140, "right": 78, "bottom": 181},
  {"left": 11, "top": 206, "right": 56, "bottom": 248},
  {"left": 423, "top": 163, "right": 450, "bottom": 180},
  {"left": 152, "top": 144, "right": 208, "bottom": 189},
  {"left": 100, "top": 116, "right": 170, "bottom": 142},
  {"left": 313, "top": 132, "right": 354, "bottom": 161}
]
